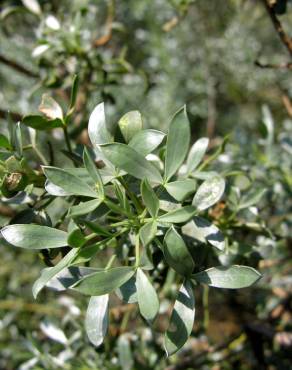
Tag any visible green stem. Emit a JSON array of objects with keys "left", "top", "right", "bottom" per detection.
[
  {"left": 135, "top": 233, "right": 140, "bottom": 267},
  {"left": 105, "top": 254, "right": 116, "bottom": 269},
  {"left": 63, "top": 126, "right": 73, "bottom": 154}
]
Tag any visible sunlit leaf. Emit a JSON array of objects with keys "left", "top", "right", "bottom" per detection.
[
  {"left": 136, "top": 268, "right": 159, "bottom": 322},
  {"left": 129, "top": 129, "right": 165, "bottom": 156},
  {"left": 118, "top": 111, "right": 143, "bottom": 143},
  {"left": 192, "top": 175, "right": 225, "bottom": 211},
  {"left": 186, "top": 137, "right": 209, "bottom": 173},
  {"left": 159, "top": 206, "right": 196, "bottom": 224},
  {"left": 165, "top": 179, "right": 196, "bottom": 201},
  {"left": 85, "top": 295, "right": 109, "bottom": 347}
]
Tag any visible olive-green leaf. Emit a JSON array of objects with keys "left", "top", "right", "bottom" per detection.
[
  {"left": 0, "top": 134, "right": 12, "bottom": 150},
  {"left": 192, "top": 175, "right": 225, "bottom": 211},
  {"left": 163, "top": 227, "right": 194, "bottom": 276},
  {"left": 139, "top": 220, "right": 157, "bottom": 247},
  {"left": 68, "top": 199, "right": 102, "bottom": 217},
  {"left": 164, "top": 280, "right": 195, "bottom": 356},
  {"left": 118, "top": 111, "right": 143, "bottom": 143},
  {"left": 165, "top": 179, "right": 196, "bottom": 201},
  {"left": 129, "top": 129, "right": 165, "bottom": 156},
  {"left": 22, "top": 115, "right": 64, "bottom": 130},
  {"left": 164, "top": 106, "right": 190, "bottom": 181},
  {"left": 116, "top": 276, "right": 137, "bottom": 303},
  {"left": 192, "top": 265, "right": 262, "bottom": 289},
  {"left": 83, "top": 148, "right": 104, "bottom": 198},
  {"left": 101, "top": 143, "right": 163, "bottom": 183},
  {"left": 136, "top": 268, "right": 159, "bottom": 322},
  {"left": 72, "top": 267, "right": 135, "bottom": 296},
  {"left": 186, "top": 137, "right": 209, "bottom": 173},
  {"left": 158, "top": 206, "right": 197, "bottom": 224},
  {"left": 32, "top": 248, "right": 78, "bottom": 298},
  {"left": 141, "top": 179, "right": 159, "bottom": 217},
  {"left": 43, "top": 166, "right": 97, "bottom": 198},
  {"left": 1, "top": 224, "right": 68, "bottom": 249},
  {"left": 85, "top": 295, "right": 109, "bottom": 347}
]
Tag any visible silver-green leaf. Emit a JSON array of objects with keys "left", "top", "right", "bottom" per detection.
[
  {"left": 136, "top": 268, "right": 159, "bottom": 322},
  {"left": 192, "top": 175, "right": 225, "bottom": 211}
]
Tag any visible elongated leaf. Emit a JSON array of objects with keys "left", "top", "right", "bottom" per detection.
[
  {"left": 45, "top": 180, "right": 71, "bottom": 196},
  {"left": 141, "top": 179, "right": 159, "bottom": 217},
  {"left": 68, "top": 199, "right": 102, "bottom": 217},
  {"left": 159, "top": 206, "right": 196, "bottom": 224},
  {"left": 192, "top": 265, "right": 262, "bottom": 289},
  {"left": 163, "top": 227, "right": 194, "bottom": 276},
  {"left": 83, "top": 148, "right": 104, "bottom": 198},
  {"left": 164, "top": 106, "right": 190, "bottom": 181},
  {"left": 129, "top": 129, "right": 165, "bottom": 156},
  {"left": 67, "top": 74, "right": 79, "bottom": 116},
  {"left": 32, "top": 248, "right": 78, "bottom": 298},
  {"left": 47, "top": 267, "right": 98, "bottom": 291},
  {"left": 164, "top": 280, "right": 195, "bottom": 356},
  {"left": 118, "top": 111, "right": 142, "bottom": 143},
  {"left": 39, "top": 94, "right": 63, "bottom": 120},
  {"left": 186, "top": 138, "right": 209, "bottom": 173},
  {"left": 1, "top": 224, "right": 68, "bottom": 249},
  {"left": 101, "top": 143, "right": 163, "bottom": 183},
  {"left": 88, "top": 102, "right": 112, "bottom": 149},
  {"left": 136, "top": 268, "right": 159, "bottom": 322},
  {"left": 238, "top": 189, "right": 267, "bottom": 210},
  {"left": 72, "top": 267, "right": 135, "bottom": 296},
  {"left": 140, "top": 220, "right": 157, "bottom": 247},
  {"left": 192, "top": 175, "right": 225, "bottom": 211},
  {"left": 116, "top": 276, "right": 137, "bottom": 303},
  {"left": 182, "top": 217, "right": 225, "bottom": 251},
  {"left": 43, "top": 166, "right": 97, "bottom": 198},
  {"left": 22, "top": 115, "right": 64, "bottom": 130},
  {"left": 165, "top": 179, "right": 196, "bottom": 201},
  {"left": 85, "top": 295, "right": 109, "bottom": 347}
]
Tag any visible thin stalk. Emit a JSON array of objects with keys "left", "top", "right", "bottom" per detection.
[
  {"left": 135, "top": 233, "right": 140, "bottom": 267},
  {"left": 105, "top": 254, "right": 116, "bottom": 269},
  {"left": 33, "top": 145, "right": 48, "bottom": 165},
  {"left": 63, "top": 126, "right": 73, "bottom": 154},
  {"left": 203, "top": 285, "right": 209, "bottom": 331}
]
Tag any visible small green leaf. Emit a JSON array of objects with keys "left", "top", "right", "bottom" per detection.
[
  {"left": 192, "top": 175, "right": 225, "bottom": 211},
  {"left": 164, "top": 106, "right": 190, "bottom": 181},
  {"left": 32, "top": 248, "right": 78, "bottom": 298},
  {"left": 72, "top": 267, "right": 135, "bottom": 296},
  {"left": 136, "top": 268, "right": 159, "bottom": 322},
  {"left": 22, "top": 115, "right": 64, "bottom": 130},
  {"left": 67, "top": 223, "right": 86, "bottom": 248},
  {"left": 118, "top": 111, "right": 143, "bottom": 143},
  {"left": 85, "top": 295, "right": 109, "bottom": 347},
  {"left": 0, "top": 134, "right": 12, "bottom": 150},
  {"left": 141, "top": 179, "right": 159, "bottom": 217},
  {"left": 101, "top": 143, "right": 163, "bottom": 183},
  {"left": 158, "top": 206, "right": 196, "bottom": 224},
  {"left": 165, "top": 179, "right": 196, "bottom": 201},
  {"left": 67, "top": 74, "right": 79, "bottom": 117},
  {"left": 68, "top": 199, "right": 102, "bottom": 217},
  {"left": 192, "top": 265, "right": 262, "bottom": 289},
  {"left": 164, "top": 280, "right": 195, "bottom": 356},
  {"left": 83, "top": 148, "right": 104, "bottom": 198},
  {"left": 238, "top": 189, "right": 267, "bottom": 210},
  {"left": 139, "top": 220, "right": 157, "bottom": 247},
  {"left": 43, "top": 166, "right": 97, "bottom": 198},
  {"left": 39, "top": 94, "right": 63, "bottom": 120},
  {"left": 186, "top": 138, "right": 209, "bottom": 173},
  {"left": 128, "top": 129, "right": 165, "bottom": 156},
  {"left": 163, "top": 226, "right": 194, "bottom": 276},
  {"left": 1, "top": 224, "right": 68, "bottom": 249}
]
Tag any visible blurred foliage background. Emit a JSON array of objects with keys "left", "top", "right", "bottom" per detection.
[{"left": 0, "top": 0, "right": 291, "bottom": 369}]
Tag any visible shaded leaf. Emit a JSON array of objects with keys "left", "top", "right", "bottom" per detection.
[
  {"left": 72, "top": 267, "right": 135, "bottom": 296},
  {"left": 238, "top": 188, "right": 267, "bottom": 210},
  {"left": 164, "top": 106, "right": 190, "bottom": 181},
  {"left": 43, "top": 166, "right": 97, "bottom": 198},
  {"left": 101, "top": 143, "right": 163, "bottom": 183},
  {"left": 141, "top": 179, "right": 159, "bottom": 217},
  {"left": 164, "top": 280, "right": 195, "bottom": 356},
  {"left": 163, "top": 226, "right": 194, "bottom": 276},
  {"left": 83, "top": 148, "right": 104, "bottom": 198},
  {"left": 140, "top": 220, "right": 157, "bottom": 247},
  {"left": 22, "top": 115, "right": 63, "bottom": 130},
  {"left": 68, "top": 199, "right": 102, "bottom": 217},
  {"left": 192, "top": 265, "right": 262, "bottom": 289},
  {"left": 116, "top": 276, "right": 137, "bottom": 303}
]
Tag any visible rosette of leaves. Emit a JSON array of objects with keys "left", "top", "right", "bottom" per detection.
[{"left": 1, "top": 102, "right": 262, "bottom": 356}]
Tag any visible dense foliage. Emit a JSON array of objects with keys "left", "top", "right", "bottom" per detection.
[{"left": 0, "top": 1, "right": 291, "bottom": 369}]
